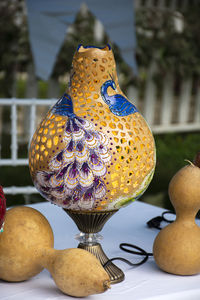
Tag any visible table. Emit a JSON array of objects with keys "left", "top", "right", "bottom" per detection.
[{"left": 1, "top": 200, "right": 200, "bottom": 300}]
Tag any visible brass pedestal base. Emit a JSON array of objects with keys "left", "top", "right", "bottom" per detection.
[
  {"left": 78, "top": 242, "right": 124, "bottom": 284},
  {"left": 64, "top": 209, "right": 125, "bottom": 284}
]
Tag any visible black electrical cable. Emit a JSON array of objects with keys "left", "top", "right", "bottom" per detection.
[
  {"left": 147, "top": 210, "right": 175, "bottom": 230},
  {"left": 103, "top": 210, "right": 175, "bottom": 269},
  {"left": 162, "top": 210, "right": 175, "bottom": 223},
  {"left": 103, "top": 243, "right": 153, "bottom": 268}
]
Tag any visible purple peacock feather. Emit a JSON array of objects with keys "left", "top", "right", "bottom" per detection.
[{"left": 34, "top": 93, "right": 111, "bottom": 210}]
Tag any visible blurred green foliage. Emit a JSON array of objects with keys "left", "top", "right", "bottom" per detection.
[
  {"left": 135, "top": 3, "right": 200, "bottom": 78},
  {"left": 141, "top": 132, "right": 200, "bottom": 209}
]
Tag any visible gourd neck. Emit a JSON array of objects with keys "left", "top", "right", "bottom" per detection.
[
  {"left": 69, "top": 45, "right": 120, "bottom": 99},
  {"left": 175, "top": 209, "right": 198, "bottom": 226},
  {"left": 39, "top": 247, "right": 56, "bottom": 271}
]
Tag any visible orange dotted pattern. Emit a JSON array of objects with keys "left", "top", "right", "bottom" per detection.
[{"left": 29, "top": 114, "right": 66, "bottom": 175}]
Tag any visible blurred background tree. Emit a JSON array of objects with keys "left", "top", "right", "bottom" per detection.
[{"left": 1, "top": 0, "right": 200, "bottom": 93}]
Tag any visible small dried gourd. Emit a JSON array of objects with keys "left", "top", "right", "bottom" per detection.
[
  {"left": 153, "top": 153, "right": 200, "bottom": 275},
  {"left": 0, "top": 206, "right": 110, "bottom": 297}
]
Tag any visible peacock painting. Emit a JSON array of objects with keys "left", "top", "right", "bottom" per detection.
[
  {"left": 33, "top": 92, "right": 112, "bottom": 210},
  {"left": 100, "top": 79, "right": 138, "bottom": 116}
]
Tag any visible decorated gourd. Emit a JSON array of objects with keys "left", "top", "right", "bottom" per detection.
[{"left": 29, "top": 45, "right": 156, "bottom": 211}]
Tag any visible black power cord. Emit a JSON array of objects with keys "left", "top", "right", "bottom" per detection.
[
  {"left": 103, "top": 243, "right": 153, "bottom": 268},
  {"left": 147, "top": 211, "right": 175, "bottom": 230},
  {"left": 103, "top": 210, "right": 175, "bottom": 269}
]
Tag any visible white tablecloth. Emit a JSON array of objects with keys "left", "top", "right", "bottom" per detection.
[{"left": 1, "top": 201, "right": 200, "bottom": 300}]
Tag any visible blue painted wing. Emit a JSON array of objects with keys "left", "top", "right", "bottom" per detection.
[
  {"left": 52, "top": 93, "right": 76, "bottom": 118},
  {"left": 109, "top": 95, "right": 138, "bottom": 116}
]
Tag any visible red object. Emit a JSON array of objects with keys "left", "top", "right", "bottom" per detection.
[{"left": 0, "top": 186, "right": 6, "bottom": 231}]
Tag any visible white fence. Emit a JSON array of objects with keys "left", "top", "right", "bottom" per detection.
[{"left": 0, "top": 98, "right": 55, "bottom": 196}]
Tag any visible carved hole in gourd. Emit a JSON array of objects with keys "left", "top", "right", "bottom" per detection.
[
  {"left": 128, "top": 131, "right": 133, "bottom": 137},
  {"left": 100, "top": 121, "right": 107, "bottom": 127},
  {"left": 41, "top": 136, "right": 46, "bottom": 143},
  {"left": 89, "top": 86, "right": 95, "bottom": 92},
  {"left": 111, "top": 189, "right": 117, "bottom": 196},
  {"left": 57, "top": 121, "right": 65, "bottom": 127},
  {"left": 133, "top": 181, "right": 138, "bottom": 188},
  {"left": 109, "top": 122, "right": 116, "bottom": 129},
  {"left": 114, "top": 137, "right": 119, "bottom": 143},
  {"left": 125, "top": 146, "right": 130, "bottom": 154},
  {"left": 45, "top": 120, "right": 51, "bottom": 126},
  {"left": 49, "top": 122, "right": 55, "bottom": 129},
  {"left": 99, "top": 110, "right": 105, "bottom": 116},
  {"left": 116, "top": 146, "right": 122, "bottom": 153},
  {"left": 94, "top": 115, "right": 99, "bottom": 120},
  {"left": 115, "top": 164, "right": 121, "bottom": 171},
  {"left": 118, "top": 123, "right": 123, "bottom": 130},
  {"left": 133, "top": 147, "right": 137, "bottom": 153},
  {"left": 112, "top": 130, "right": 118, "bottom": 136},
  {"left": 135, "top": 136, "right": 140, "bottom": 142},
  {"left": 105, "top": 115, "right": 111, "bottom": 120},
  {"left": 93, "top": 94, "right": 99, "bottom": 100},
  {"left": 53, "top": 136, "right": 59, "bottom": 146},
  {"left": 139, "top": 127, "right": 144, "bottom": 134},
  {"left": 50, "top": 129, "right": 56, "bottom": 136},
  {"left": 100, "top": 65, "right": 105, "bottom": 72},
  {"left": 120, "top": 138, "right": 126, "bottom": 144}
]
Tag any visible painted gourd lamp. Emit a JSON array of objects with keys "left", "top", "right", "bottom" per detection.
[{"left": 29, "top": 45, "right": 156, "bottom": 283}]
